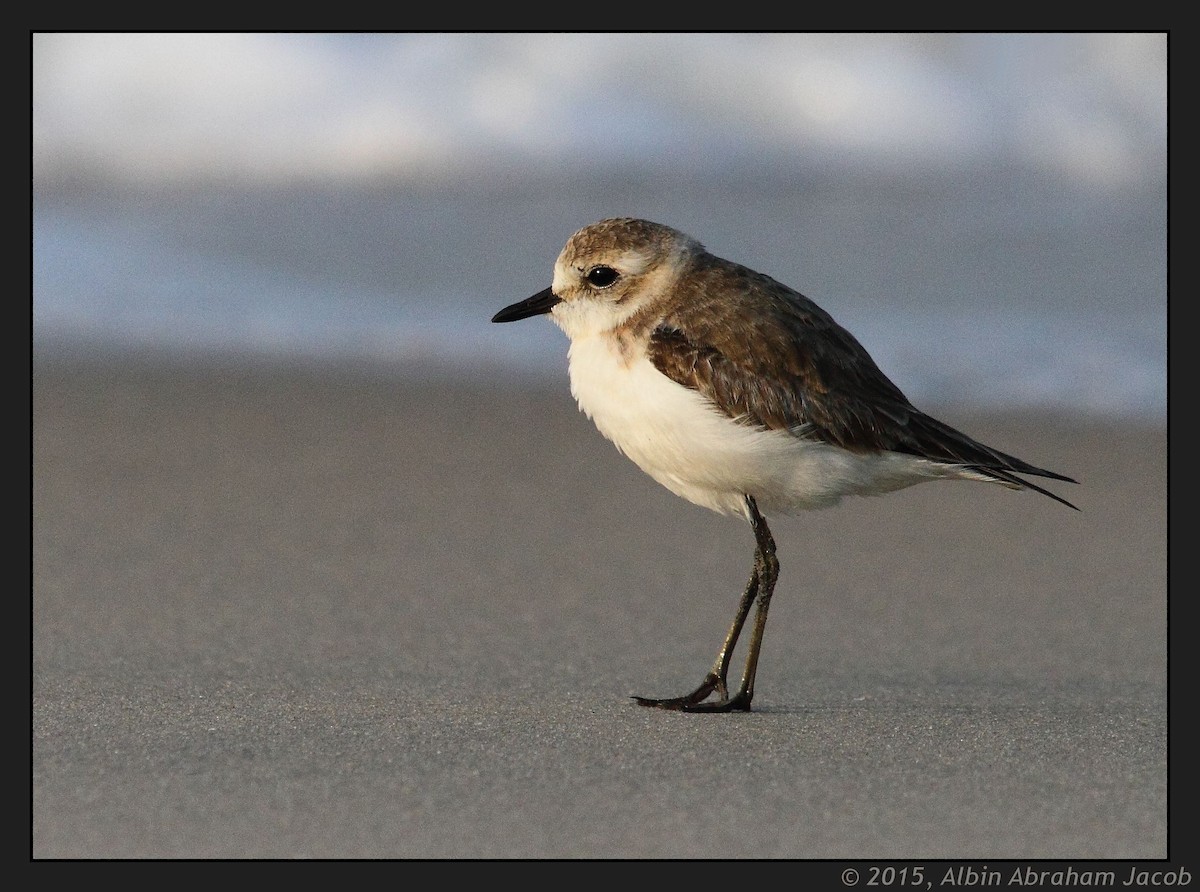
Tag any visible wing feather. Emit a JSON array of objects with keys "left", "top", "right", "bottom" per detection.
[{"left": 645, "top": 257, "right": 1077, "bottom": 507}]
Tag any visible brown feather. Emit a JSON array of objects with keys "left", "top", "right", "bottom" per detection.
[{"left": 645, "top": 252, "right": 1077, "bottom": 502}]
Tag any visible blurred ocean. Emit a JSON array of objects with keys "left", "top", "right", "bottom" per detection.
[{"left": 32, "top": 33, "right": 1167, "bottom": 420}]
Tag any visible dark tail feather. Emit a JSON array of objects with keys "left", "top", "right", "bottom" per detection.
[
  {"left": 900, "top": 411, "right": 1079, "bottom": 510},
  {"left": 975, "top": 466, "right": 1080, "bottom": 511}
]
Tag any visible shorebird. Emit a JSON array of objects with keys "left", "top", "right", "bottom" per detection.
[{"left": 492, "top": 217, "right": 1078, "bottom": 713}]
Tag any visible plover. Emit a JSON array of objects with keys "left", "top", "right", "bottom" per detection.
[{"left": 492, "top": 217, "right": 1078, "bottom": 713}]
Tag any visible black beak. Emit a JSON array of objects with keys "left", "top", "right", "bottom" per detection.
[{"left": 492, "top": 287, "right": 562, "bottom": 323}]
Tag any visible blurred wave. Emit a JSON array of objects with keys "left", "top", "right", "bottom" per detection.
[{"left": 33, "top": 33, "right": 1165, "bottom": 190}]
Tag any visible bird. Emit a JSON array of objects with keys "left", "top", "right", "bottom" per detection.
[{"left": 491, "top": 217, "right": 1078, "bottom": 713}]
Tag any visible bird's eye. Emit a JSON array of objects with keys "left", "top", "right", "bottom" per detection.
[{"left": 585, "top": 266, "right": 619, "bottom": 288}]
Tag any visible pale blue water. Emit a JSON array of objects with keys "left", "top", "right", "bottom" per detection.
[{"left": 33, "top": 173, "right": 1165, "bottom": 419}]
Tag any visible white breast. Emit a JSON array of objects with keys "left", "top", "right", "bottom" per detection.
[{"left": 565, "top": 335, "right": 954, "bottom": 518}]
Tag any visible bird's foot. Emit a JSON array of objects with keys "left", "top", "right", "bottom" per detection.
[
  {"left": 633, "top": 674, "right": 752, "bottom": 712},
  {"left": 673, "top": 690, "right": 753, "bottom": 712}
]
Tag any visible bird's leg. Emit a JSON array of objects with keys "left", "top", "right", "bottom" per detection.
[
  {"left": 634, "top": 495, "right": 779, "bottom": 713},
  {"left": 633, "top": 561, "right": 759, "bottom": 710},
  {"left": 681, "top": 496, "right": 778, "bottom": 712}
]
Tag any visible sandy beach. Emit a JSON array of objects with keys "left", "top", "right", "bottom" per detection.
[{"left": 32, "top": 351, "right": 1167, "bottom": 859}]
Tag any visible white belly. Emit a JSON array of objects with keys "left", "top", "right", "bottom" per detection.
[{"left": 566, "top": 335, "right": 951, "bottom": 517}]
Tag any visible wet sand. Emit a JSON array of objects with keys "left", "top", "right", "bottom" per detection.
[{"left": 33, "top": 351, "right": 1167, "bottom": 859}]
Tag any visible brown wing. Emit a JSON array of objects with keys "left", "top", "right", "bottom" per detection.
[
  {"left": 647, "top": 259, "right": 919, "bottom": 451},
  {"left": 646, "top": 257, "right": 1078, "bottom": 505}
]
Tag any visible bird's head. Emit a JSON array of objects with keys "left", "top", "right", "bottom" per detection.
[{"left": 492, "top": 218, "right": 699, "bottom": 339}]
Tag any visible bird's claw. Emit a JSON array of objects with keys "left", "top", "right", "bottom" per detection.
[{"left": 633, "top": 674, "right": 752, "bottom": 712}]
